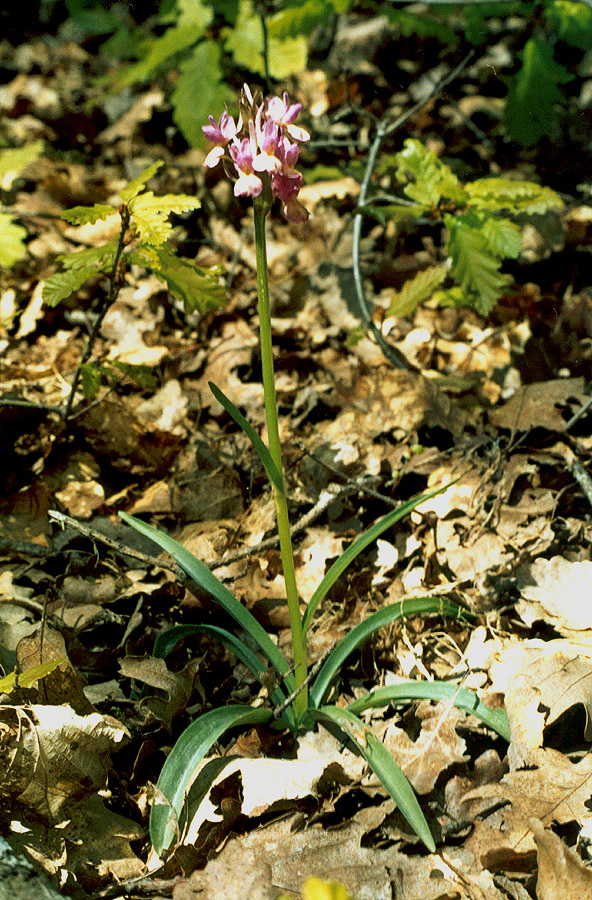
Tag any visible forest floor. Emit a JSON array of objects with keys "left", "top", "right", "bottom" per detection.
[{"left": 1, "top": 8, "right": 592, "bottom": 900}]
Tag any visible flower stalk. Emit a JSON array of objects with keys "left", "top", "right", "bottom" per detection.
[
  {"left": 204, "top": 86, "right": 310, "bottom": 720},
  {"left": 254, "top": 194, "right": 308, "bottom": 719}
]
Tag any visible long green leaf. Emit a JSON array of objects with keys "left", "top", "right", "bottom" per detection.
[
  {"left": 301, "top": 484, "right": 452, "bottom": 633},
  {"left": 151, "top": 705, "right": 273, "bottom": 856},
  {"left": 119, "top": 512, "right": 294, "bottom": 694},
  {"left": 309, "top": 597, "right": 470, "bottom": 709},
  {"left": 153, "top": 622, "right": 293, "bottom": 721},
  {"left": 313, "top": 706, "right": 435, "bottom": 852},
  {"left": 209, "top": 381, "right": 283, "bottom": 492},
  {"left": 347, "top": 680, "right": 510, "bottom": 742}
]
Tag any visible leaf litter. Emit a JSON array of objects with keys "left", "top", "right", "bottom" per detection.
[{"left": 1, "top": 12, "right": 592, "bottom": 900}]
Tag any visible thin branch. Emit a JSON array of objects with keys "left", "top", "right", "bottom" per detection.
[
  {"left": 352, "top": 51, "right": 474, "bottom": 370},
  {"left": 48, "top": 509, "right": 186, "bottom": 580},
  {"left": 63, "top": 207, "right": 130, "bottom": 420}
]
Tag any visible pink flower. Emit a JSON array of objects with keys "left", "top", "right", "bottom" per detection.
[
  {"left": 276, "top": 137, "right": 302, "bottom": 179},
  {"left": 202, "top": 110, "right": 239, "bottom": 145},
  {"left": 271, "top": 171, "right": 308, "bottom": 223},
  {"left": 229, "top": 137, "right": 263, "bottom": 198},
  {"left": 203, "top": 110, "right": 240, "bottom": 168},
  {"left": 267, "top": 92, "right": 310, "bottom": 143},
  {"left": 252, "top": 110, "right": 282, "bottom": 174}
]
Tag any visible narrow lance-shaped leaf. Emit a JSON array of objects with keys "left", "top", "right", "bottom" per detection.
[
  {"left": 119, "top": 512, "right": 295, "bottom": 694},
  {"left": 151, "top": 705, "right": 273, "bottom": 856},
  {"left": 209, "top": 382, "right": 283, "bottom": 492},
  {"left": 152, "top": 622, "right": 292, "bottom": 717},
  {"left": 347, "top": 679, "right": 511, "bottom": 742},
  {"left": 302, "top": 483, "right": 453, "bottom": 633},
  {"left": 309, "top": 596, "right": 471, "bottom": 709},
  {"left": 312, "top": 705, "right": 436, "bottom": 852}
]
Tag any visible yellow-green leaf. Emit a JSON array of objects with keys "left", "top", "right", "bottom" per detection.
[
  {"left": 129, "top": 192, "right": 200, "bottom": 245},
  {"left": 0, "top": 658, "right": 67, "bottom": 693},
  {"left": 0, "top": 212, "right": 28, "bottom": 267},
  {"left": 61, "top": 204, "right": 116, "bottom": 225},
  {"left": 0, "top": 140, "right": 43, "bottom": 186},
  {"left": 119, "top": 161, "right": 164, "bottom": 204},
  {"left": 387, "top": 266, "right": 447, "bottom": 318}
]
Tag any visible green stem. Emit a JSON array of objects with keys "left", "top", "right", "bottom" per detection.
[{"left": 253, "top": 196, "right": 308, "bottom": 722}]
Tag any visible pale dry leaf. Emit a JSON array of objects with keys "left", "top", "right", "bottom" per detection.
[
  {"left": 382, "top": 701, "right": 468, "bottom": 794},
  {"left": 531, "top": 818, "right": 592, "bottom": 900},
  {"left": 516, "top": 557, "right": 592, "bottom": 632},
  {"left": 0, "top": 704, "right": 129, "bottom": 819},
  {"left": 490, "top": 638, "right": 592, "bottom": 744},
  {"left": 58, "top": 793, "right": 145, "bottom": 883}
]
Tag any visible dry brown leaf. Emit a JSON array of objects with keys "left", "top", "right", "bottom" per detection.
[
  {"left": 462, "top": 749, "right": 592, "bottom": 833},
  {"left": 0, "top": 704, "right": 129, "bottom": 819},
  {"left": 119, "top": 655, "right": 198, "bottom": 731},
  {"left": 382, "top": 701, "right": 468, "bottom": 794},
  {"left": 531, "top": 818, "right": 592, "bottom": 900},
  {"left": 488, "top": 378, "right": 586, "bottom": 433},
  {"left": 16, "top": 625, "right": 93, "bottom": 714}
]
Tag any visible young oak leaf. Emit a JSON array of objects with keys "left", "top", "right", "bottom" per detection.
[{"left": 128, "top": 192, "right": 200, "bottom": 245}]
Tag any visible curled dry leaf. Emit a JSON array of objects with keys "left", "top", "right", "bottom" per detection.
[{"left": 0, "top": 704, "right": 130, "bottom": 820}]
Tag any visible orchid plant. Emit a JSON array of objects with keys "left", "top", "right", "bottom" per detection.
[{"left": 120, "top": 86, "right": 510, "bottom": 860}]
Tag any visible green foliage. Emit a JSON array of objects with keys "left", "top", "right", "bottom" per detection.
[
  {"left": 504, "top": 38, "right": 573, "bottom": 146},
  {"left": 387, "top": 266, "right": 448, "bottom": 318},
  {"left": 545, "top": 0, "right": 592, "bottom": 49},
  {"left": 384, "top": 7, "right": 457, "bottom": 43},
  {"left": 0, "top": 141, "right": 44, "bottom": 181},
  {"left": 395, "top": 139, "right": 467, "bottom": 207},
  {"left": 43, "top": 241, "right": 118, "bottom": 306},
  {"left": 61, "top": 204, "right": 115, "bottom": 225},
  {"left": 43, "top": 161, "right": 223, "bottom": 314},
  {"left": 79, "top": 360, "right": 158, "bottom": 400},
  {"left": 377, "top": 2, "right": 586, "bottom": 146},
  {"left": 446, "top": 212, "right": 514, "bottom": 315},
  {"left": 224, "top": 0, "right": 308, "bottom": 80},
  {"left": 0, "top": 141, "right": 44, "bottom": 267},
  {"left": 100, "top": 0, "right": 351, "bottom": 147},
  {"left": 466, "top": 177, "right": 562, "bottom": 214},
  {"left": 270, "top": 0, "right": 344, "bottom": 38},
  {"left": 133, "top": 246, "right": 226, "bottom": 313},
  {"left": 0, "top": 214, "right": 30, "bottom": 268},
  {"left": 376, "top": 139, "right": 563, "bottom": 316},
  {"left": 171, "top": 42, "right": 232, "bottom": 148},
  {"left": 121, "top": 492, "right": 507, "bottom": 858}
]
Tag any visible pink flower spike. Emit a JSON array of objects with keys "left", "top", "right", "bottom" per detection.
[
  {"left": 253, "top": 117, "right": 282, "bottom": 173},
  {"left": 229, "top": 136, "right": 254, "bottom": 171},
  {"left": 271, "top": 171, "right": 302, "bottom": 203},
  {"left": 276, "top": 137, "right": 301, "bottom": 178}
]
